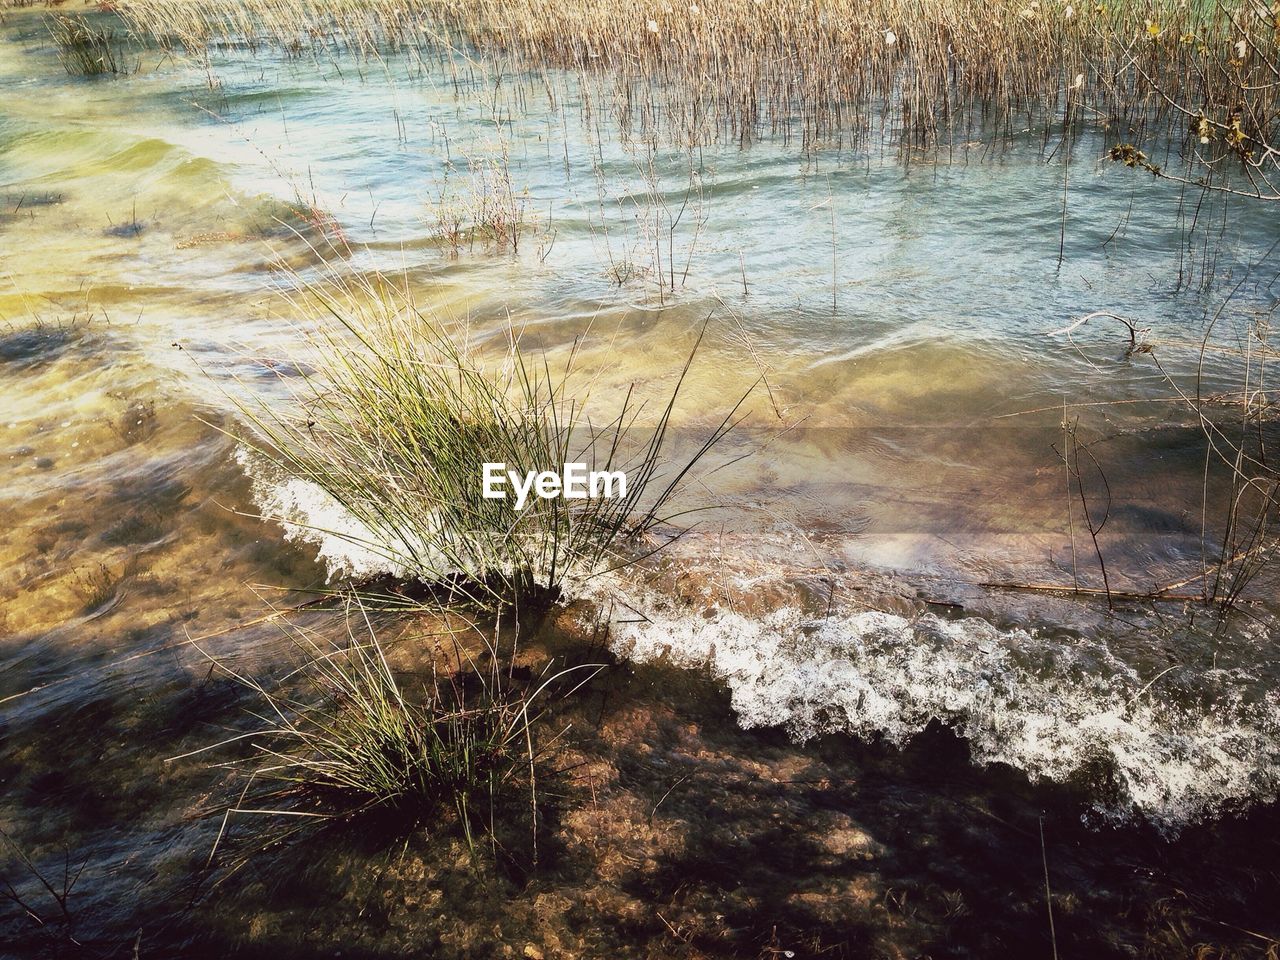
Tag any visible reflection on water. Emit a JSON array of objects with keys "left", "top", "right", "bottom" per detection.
[{"left": 2, "top": 6, "right": 1280, "bottom": 955}]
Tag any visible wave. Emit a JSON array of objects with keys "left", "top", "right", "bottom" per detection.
[
  {"left": 235, "top": 448, "right": 414, "bottom": 581},
  {"left": 590, "top": 578, "right": 1280, "bottom": 832},
  {"left": 239, "top": 456, "right": 1280, "bottom": 831}
]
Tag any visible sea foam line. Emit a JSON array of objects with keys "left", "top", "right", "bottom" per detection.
[
  {"left": 240, "top": 459, "right": 1280, "bottom": 830},
  {"left": 589, "top": 576, "right": 1280, "bottom": 831}
]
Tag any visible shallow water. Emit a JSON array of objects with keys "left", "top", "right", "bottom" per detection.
[{"left": 2, "top": 8, "right": 1280, "bottom": 953}]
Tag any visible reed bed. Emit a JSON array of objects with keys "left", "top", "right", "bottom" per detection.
[
  {"left": 47, "top": 12, "right": 128, "bottom": 76},
  {"left": 120, "top": 0, "right": 1279, "bottom": 170}
]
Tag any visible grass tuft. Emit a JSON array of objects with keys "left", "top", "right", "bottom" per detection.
[
  {"left": 47, "top": 14, "right": 126, "bottom": 77},
  {"left": 186, "top": 594, "right": 600, "bottom": 856},
  {"left": 233, "top": 270, "right": 746, "bottom": 613}
]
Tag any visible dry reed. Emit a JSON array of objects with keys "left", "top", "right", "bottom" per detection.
[{"left": 118, "top": 0, "right": 1277, "bottom": 154}]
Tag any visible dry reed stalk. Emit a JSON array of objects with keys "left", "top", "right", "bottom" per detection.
[{"left": 118, "top": 0, "right": 1278, "bottom": 160}]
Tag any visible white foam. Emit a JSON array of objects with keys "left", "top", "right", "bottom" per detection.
[
  {"left": 592, "top": 578, "right": 1280, "bottom": 831},
  {"left": 235, "top": 450, "right": 1280, "bottom": 829},
  {"left": 235, "top": 447, "right": 415, "bottom": 580}
]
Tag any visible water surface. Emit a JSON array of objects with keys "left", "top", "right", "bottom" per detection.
[{"left": 3, "top": 12, "right": 1280, "bottom": 952}]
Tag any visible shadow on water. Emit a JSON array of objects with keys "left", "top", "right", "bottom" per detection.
[{"left": 4, "top": 602, "right": 1278, "bottom": 959}]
